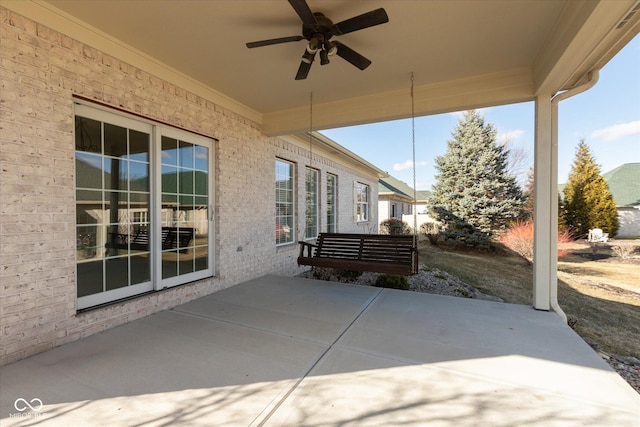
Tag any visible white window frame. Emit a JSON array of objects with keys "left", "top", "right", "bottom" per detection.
[
  {"left": 305, "top": 167, "right": 319, "bottom": 240},
  {"left": 275, "top": 159, "right": 295, "bottom": 245},
  {"left": 74, "top": 102, "right": 215, "bottom": 310},
  {"left": 355, "top": 182, "right": 370, "bottom": 222},
  {"left": 326, "top": 173, "right": 338, "bottom": 233},
  {"left": 156, "top": 126, "right": 215, "bottom": 289}
]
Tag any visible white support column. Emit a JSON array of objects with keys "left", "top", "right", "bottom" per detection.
[
  {"left": 533, "top": 95, "right": 554, "bottom": 311},
  {"left": 542, "top": 71, "right": 598, "bottom": 321}
]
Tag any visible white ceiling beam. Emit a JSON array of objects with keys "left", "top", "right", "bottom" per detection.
[{"left": 263, "top": 68, "right": 534, "bottom": 136}]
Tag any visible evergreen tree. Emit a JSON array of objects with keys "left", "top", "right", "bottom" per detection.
[
  {"left": 430, "top": 110, "right": 525, "bottom": 245},
  {"left": 562, "top": 140, "right": 618, "bottom": 237},
  {"left": 522, "top": 167, "right": 534, "bottom": 220}
]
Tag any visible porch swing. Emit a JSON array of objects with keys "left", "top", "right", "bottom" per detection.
[{"left": 297, "top": 74, "right": 419, "bottom": 276}]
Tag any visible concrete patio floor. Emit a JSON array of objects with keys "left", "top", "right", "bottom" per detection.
[{"left": 1, "top": 275, "right": 638, "bottom": 426}]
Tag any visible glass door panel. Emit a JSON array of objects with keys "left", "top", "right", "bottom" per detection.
[{"left": 160, "top": 135, "right": 210, "bottom": 287}]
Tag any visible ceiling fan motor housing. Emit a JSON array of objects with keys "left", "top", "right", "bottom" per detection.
[{"left": 302, "top": 13, "right": 335, "bottom": 41}]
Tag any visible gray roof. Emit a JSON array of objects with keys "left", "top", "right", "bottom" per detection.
[
  {"left": 559, "top": 163, "right": 640, "bottom": 207},
  {"left": 379, "top": 176, "right": 431, "bottom": 202},
  {"left": 603, "top": 163, "right": 640, "bottom": 207}
]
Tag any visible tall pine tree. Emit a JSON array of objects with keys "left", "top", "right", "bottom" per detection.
[
  {"left": 431, "top": 110, "right": 524, "bottom": 245},
  {"left": 522, "top": 167, "right": 534, "bottom": 220},
  {"left": 560, "top": 140, "right": 618, "bottom": 237}
]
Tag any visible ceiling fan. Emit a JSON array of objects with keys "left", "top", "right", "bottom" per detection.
[{"left": 246, "top": 0, "right": 389, "bottom": 80}]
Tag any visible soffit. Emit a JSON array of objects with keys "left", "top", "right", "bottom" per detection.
[{"left": 11, "top": 0, "right": 640, "bottom": 134}]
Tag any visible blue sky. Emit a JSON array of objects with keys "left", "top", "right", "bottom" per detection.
[{"left": 321, "top": 34, "right": 640, "bottom": 191}]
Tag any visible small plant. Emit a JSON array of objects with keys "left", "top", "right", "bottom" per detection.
[
  {"left": 419, "top": 222, "right": 441, "bottom": 245},
  {"left": 374, "top": 274, "right": 409, "bottom": 290},
  {"left": 500, "top": 221, "right": 573, "bottom": 263},
  {"left": 500, "top": 221, "right": 534, "bottom": 261},
  {"left": 379, "top": 218, "right": 411, "bottom": 235},
  {"left": 336, "top": 269, "right": 363, "bottom": 281},
  {"left": 311, "top": 268, "right": 362, "bottom": 282},
  {"left": 611, "top": 245, "right": 637, "bottom": 261},
  {"left": 311, "top": 267, "right": 334, "bottom": 281}
]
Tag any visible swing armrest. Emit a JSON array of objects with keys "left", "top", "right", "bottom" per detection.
[{"left": 298, "top": 241, "right": 317, "bottom": 258}]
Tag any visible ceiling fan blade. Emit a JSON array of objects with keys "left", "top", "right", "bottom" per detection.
[
  {"left": 295, "top": 60, "right": 313, "bottom": 80},
  {"left": 332, "top": 8, "right": 389, "bottom": 35},
  {"left": 333, "top": 41, "right": 372, "bottom": 70},
  {"left": 246, "top": 35, "right": 304, "bottom": 48},
  {"left": 288, "top": 0, "right": 317, "bottom": 26}
]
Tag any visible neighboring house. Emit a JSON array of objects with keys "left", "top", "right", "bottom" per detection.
[
  {"left": 378, "top": 176, "right": 414, "bottom": 222},
  {"left": 603, "top": 163, "right": 640, "bottom": 238},
  {"left": 559, "top": 163, "right": 640, "bottom": 239},
  {"left": 378, "top": 177, "right": 435, "bottom": 230}
]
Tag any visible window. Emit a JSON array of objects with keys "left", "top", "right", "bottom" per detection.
[
  {"left": 355, "top": 182, "right": 370, "bottom": 222},
  {"left": 276, "top": 159, "right": 294, "bottom": 245},
  {"left": 326, "top": 174, "right": 337, "bottom": 233},
  {"left": 305, "top": 168, "right": 319, "bottom": 239},
  {"left": 160, "top": 132, "right": 211, "bottom": 285},
  {"left": 74, "top": 103, "right": 214, "bottom": 310}
]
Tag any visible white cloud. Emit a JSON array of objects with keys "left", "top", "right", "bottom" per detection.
[
  {"left": 392, "top": 160, "right": 428, "bottom": 171},
  {"left": 590, "top": 120, "right": 640, "bottom": 142},
  {"left": 497, "top": 129, "right": 525, "bottom": 145}
]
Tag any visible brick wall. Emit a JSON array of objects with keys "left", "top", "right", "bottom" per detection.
[{"left": 0, "top": 7, "right": 378, "bottom": 365}]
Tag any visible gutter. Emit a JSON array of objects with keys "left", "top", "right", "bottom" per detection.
[
  {"left": 288, "top": 132, "right": 388, "bottom": 178},
  {"left": 549, "top": 70, "right": 600, "bottom": 322}
]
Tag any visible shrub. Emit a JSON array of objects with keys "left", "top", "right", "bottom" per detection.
[
  {"left": 611, "top": 245, "right": 637, "bottom": 261},
  {"left": 500, "top": 221, "right": 534, "bottom": 261},
  {"left": 379, "top": 218, "right": 411, "bottom": 235},
  {"left": 336, "top": 269, "right": 363, "bottom": 281},
  {"left": 374, "top": 274, "right": 409, "bottom": 290},
  {"left": 500, "top": 221, "right": 573, "bottom": 263},
  {"left": 557, "top": 229, "right": 573, "bottom": 258},
  {"left": 311, "top": 268, "right": 362, "bottom": 282},
  {"left": 419, "top": 222, "right": 441, "bottom": 245}
]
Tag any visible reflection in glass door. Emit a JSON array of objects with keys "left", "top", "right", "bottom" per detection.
[
  {"left": 75, "top": 102, "right": 215, "bottom": 309},
  {"left": 75, "top": 108, "right": 152, "bottom": 309},
  {"left": 160, "top": 135, "right": 210, "bottom": 285}
]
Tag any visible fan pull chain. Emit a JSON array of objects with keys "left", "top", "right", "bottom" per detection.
[
  {"left": 305, "top": 91, "right": 313, "bottom": 241},
  {"left": 309, "top": 91, "right": 313, "bottom": 164},
  {"left": 411, "top": 73, "right": 418, "bottom": 237}
]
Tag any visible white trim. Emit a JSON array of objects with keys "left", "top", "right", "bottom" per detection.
[
  {"left": 354, "top": 181, "right": 370, "bottom": 223},
  {"left": 533, "top": 95, "right": 553, "bottom": 311},
  {"left": 157, "top": 127, "right": 215, "bottom": 289},
  {"left": 305, "top": 167, "right": 320, "bottom": 240},
  {"left": 275, "top": 158, "right": 296, "bottom": 246},
  {"left": 77, "top": 282, "right": 153, "bottom": 311},
  {"left": 326, "top": 173, "right": 338, "bottom": 233},
  {"left": 74, "top": 102, "right": 215, "bottom": 309}
]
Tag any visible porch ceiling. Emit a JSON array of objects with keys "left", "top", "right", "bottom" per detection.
[{"left": 24, "top": 1, "right": 640, "bottom": 134}]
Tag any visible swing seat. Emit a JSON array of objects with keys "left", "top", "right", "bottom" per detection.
[{"left": 298, "top": 233, "right": 419, "bottom": 275}]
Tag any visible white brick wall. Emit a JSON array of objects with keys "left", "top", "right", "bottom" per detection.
[{"left": 0, "top": 7, "right": 379, "bottom": 365}]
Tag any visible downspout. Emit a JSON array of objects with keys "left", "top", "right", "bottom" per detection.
[{"left": 549, "top": 70, "right": 600, "bottom": 321}]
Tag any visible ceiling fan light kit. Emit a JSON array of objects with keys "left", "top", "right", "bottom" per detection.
[
  {"left": 301, "top": 49, "right": 316, "bottom": 64},
  {"left": 246, "top": 0, "right": 389, "bottom": 80}
]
